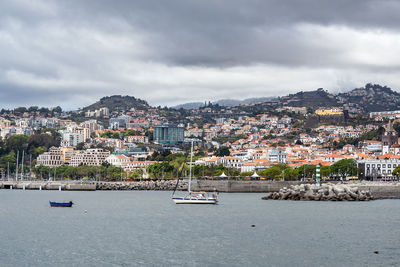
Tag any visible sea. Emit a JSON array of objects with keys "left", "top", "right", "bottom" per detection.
[{"left": 0, "top": 190, "right": 399, "bottom": 267}]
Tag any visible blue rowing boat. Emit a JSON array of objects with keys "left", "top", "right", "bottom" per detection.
[{"left": 49, "top": 201, "right": 73, "bottom": 207}]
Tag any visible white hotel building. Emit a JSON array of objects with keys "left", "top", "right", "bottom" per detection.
[{"left": 358, "top": 159, "right": 400, "bottom": 180}]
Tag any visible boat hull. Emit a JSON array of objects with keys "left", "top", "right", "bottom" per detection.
[
  {"left": 172, "top": 197, "right": 218, "bottom": 204},
  {"left": 49, "top": 201, "right": 73, "bottom": 207}
]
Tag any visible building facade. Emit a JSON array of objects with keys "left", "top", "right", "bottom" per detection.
[
  {"left": 70, "top": 149, "right": 110, "bottom": 167},
  {"left": 358, "top": 159, "right": 400, "bottom": 180},
  {"left": 153, "top": 124, "right": 184, "bottom": 144}
]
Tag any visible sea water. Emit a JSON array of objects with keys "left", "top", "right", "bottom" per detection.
[{"left": 0, "top": 190, "right": 399, "bottom": 267}]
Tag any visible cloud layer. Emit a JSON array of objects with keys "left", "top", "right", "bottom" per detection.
[{"left": 0, "top": 0, "right": 400, "bottom": 108}]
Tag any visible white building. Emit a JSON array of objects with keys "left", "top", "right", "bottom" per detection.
[
  {"left": 60, "top": 131, "right": 84, "bottom": 147},
  {"left": 36, "top": 147, "right": 64, "bottom": 167},
  {"left": 70, "top": 149, "right": 110, "bottom": 166},
  {"left": 121, "top": 161, "right": 158, "bottom": 172},
  {"left": 358, "top": 159, "right": 400, "bottom": 180},
  {"left": 106, "top": 155, "right": 131, "bottom": 166}
]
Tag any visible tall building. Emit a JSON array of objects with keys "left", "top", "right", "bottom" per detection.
[
  {"left": 109, "top": 115, "right": 131, "bottom": 129},
  {"left": 59, "top": 130, "right": 84, "bottom": 147},
  {"left": 382, "top": 120, "right": 398, "bottom": 154},
  {"left": 153, "top": 124, "right": 184, "bottom": 144}
]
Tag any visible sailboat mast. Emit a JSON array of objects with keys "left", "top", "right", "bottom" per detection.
[
  {"left": 188, "top": 140, "right": 193, "bottom": 193},
  {"left": 15, "top": 150, "right": 19, "bottom": 181},
  {"left": 21, "top": 150, "right": 24, "bottom": 180},
  {"left": 29, "top": 154, "right": 32, "bottom": 179}
]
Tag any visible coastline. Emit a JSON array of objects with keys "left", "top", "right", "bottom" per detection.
[{"left": 1, "top": 180, "right": 400, "bottom": 199}]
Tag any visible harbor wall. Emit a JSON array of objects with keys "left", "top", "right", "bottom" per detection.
[
  {"left": 1, "top": 180, "right": 400, "bottom": 199},
  {"left": 190, "top": 180, "right": 311, "bottom": 193}
]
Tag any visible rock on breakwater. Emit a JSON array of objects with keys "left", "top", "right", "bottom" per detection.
[
  {"left": 96, "top": 180, "right": 188, "bottom": 191},
  {"left": 263, "top": 183, "right": 374, "bottom": 201}
]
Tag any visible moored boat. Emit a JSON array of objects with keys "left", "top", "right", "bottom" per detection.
[
  {"left": 173, "top": 192, "right": 218, "bottom": 204},
  {"left": 49, "top": 201, "right": 73, "bottom": 207},
  {"left": 172, "top": 140, "right": 219, "bottom": 204}
]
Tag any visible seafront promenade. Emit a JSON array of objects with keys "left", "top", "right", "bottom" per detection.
[{"left": 1, "top": 180, "right": 400, "bottom": 199}]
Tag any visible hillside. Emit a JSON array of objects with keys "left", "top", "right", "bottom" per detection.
[
  {"left": 280, "top": 88, "right": 338, "bottom": 108},
  {"left": 83, "top": 95, "right": 149, "bottom": 112},
  {"left": 336, "top": 83, "right": 400, "bottom": 112}
]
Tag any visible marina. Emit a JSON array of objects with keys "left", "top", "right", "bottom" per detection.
[{"left": 0, "top": 190, "right": 399, "bottom": 266}]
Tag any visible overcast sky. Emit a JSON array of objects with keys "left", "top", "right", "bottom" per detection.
[{"left": 1, "top": 0, "right": 400, "bottom": 109}]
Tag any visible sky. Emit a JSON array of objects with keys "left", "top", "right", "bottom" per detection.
[{"left": 1, "top": 0, "right": 400, "bottom": 109}]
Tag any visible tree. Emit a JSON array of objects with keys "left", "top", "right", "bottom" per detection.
[
  {"left": 53, "top": 106, "right": 62, "bottom": 113},
  {"left": 124, "top": 129, "right": 140, "bottom": 136},
  {"left": 297, "top": 164, "right": 316, "bottom": 180},
  {"left": 76, "top": 142, "right": 85, "bottom": 150},
  {"left": 392, "top": 166, "right": 400, "bottom": 179},
  {"left": 283, "top": 168, "right": 298, "bottom": 180},
  {"left": 240, "top": 171, "right": 254, "bottom": 177},
  {"left": 321, "top": 165, "right": 331, "bottom": 178},
  {"left": 14, "top": 107, "right": 27, "bottom": 114},
  {"left": 214, "top": 146, "right": 230, "bottom": 157},
  {"left": 28, "top": 106, "right": 39, "bottom": 113},
  {"left": 331, "top": 159, "right": 358, "bottom": 179},
  {"left": 258, "top": 166, "right": 282, "bottom": 180},
  {"left": 295, "top": 139, "right": 303, "bottom": 145}
]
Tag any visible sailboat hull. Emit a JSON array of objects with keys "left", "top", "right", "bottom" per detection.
[{"left": 172, "top": 197, "right": 218, "bottom": 204}]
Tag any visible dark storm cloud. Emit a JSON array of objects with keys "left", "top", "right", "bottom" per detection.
[
  {"left": 56, "top": 0, "right": 400, "bottom": 66},
  {"left": 0, "top": 0, "right": 400, "bottom": 108}
]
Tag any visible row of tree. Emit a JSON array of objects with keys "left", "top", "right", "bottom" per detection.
[
  {"left": 31, "top": 164, "right": 137, "bottom": 181},
  {"left": 145, "top": 158, "right": 360, "bottom": 180},
  {"left": 0, "top": 133, "right": 61, "bottom": 174}
]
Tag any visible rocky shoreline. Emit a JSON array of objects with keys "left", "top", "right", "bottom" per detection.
[
  {"left": 263, "top": 183, "right": 374, "bottom": 201},
  {"left": 0, "top": 180, "right": 188, "bottom": 191},
  {"left": 96, "top": 180, "right": 188, "bottom": 191}
]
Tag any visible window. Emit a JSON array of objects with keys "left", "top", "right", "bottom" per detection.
[
  {"left": 383, "top": 164, "right": 386, "bottom": 168},
  {"left": 388, "top": 164, "right": 391, "bottom": 168}
]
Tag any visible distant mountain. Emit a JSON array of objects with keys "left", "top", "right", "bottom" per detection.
[
  {"left": 80, "top": 84, "right": 400, "bottom": 115},
  {"left": 172, "top": 102, "right": 204, "bottom": 110},
  {"left": 83, "top": 95, "right": 149, "bottom": 112},
  {"left": 172, "top": 97, "right": 276, "bottom": 109}
]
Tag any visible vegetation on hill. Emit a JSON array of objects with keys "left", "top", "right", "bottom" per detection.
[
  {"left": 83, "top": 95, "right": 149, "bottom": 112},
  {"left": 280, "top": 88, "right": 338, "bottom": 108},
  {"left": 337, "top": 83, "right": 400, "bottom": 112}
]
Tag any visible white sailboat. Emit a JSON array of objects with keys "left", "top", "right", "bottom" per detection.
[{"left": 172, "top": 140, "right": 219, "bottom": 204}]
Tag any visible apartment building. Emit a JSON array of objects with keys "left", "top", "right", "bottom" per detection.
[
  {"left": 36, "top": 147, "right": 64, "bottom": 167},
  {"left": 69, "top": 149, "right": 110, "bottom": 166}
]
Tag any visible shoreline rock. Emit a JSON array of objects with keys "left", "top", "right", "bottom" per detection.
[
  {"left": 262, "top": 183, "right": 374, "bottom": 201},
  {"left": 95, "top": 180, "right": 188, "bottom": 191}
]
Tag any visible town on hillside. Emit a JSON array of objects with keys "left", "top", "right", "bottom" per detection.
[{"left": 1, "top": 83, "right": 400, "bottom": 181}]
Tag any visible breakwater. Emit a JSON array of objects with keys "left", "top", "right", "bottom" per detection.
[
  {"left": 263, "top": 183, "right": 374, "bottom": 201},
  {"left": 1, "top": 180, "right": 400, "bottom": 199},
  {"left": 0, "top": 180, "right": 187, "bottom": 191},
  {"left": 96, "top": 180, "right": 187, "bottom": 191}
]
